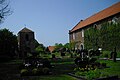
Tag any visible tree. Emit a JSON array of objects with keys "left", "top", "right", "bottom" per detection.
[
  {"left": 64, "top": 42, "right": 76, "bottom": 57},
  {"left": 64, "top": 42, "right": 76, "bottom": 51},
  {"left": 84, "top": 27, "right": 100, "bottom": 50},
  {"left": 0, "top": 0, "right": 12, "bottom": 24},
  {"left": 64, "top": 43, "right": 69, "bottom": 50},
  {"left": 100, "top": 21, "right": 120, "bottom": 51},
  {"left": 0, "top": 28, "right": 18, "bottom": 58},
  {"left": 84, "top": 21, "right": 120, "bottom": 51},
  {"left": 35, "top": 43, "right": 46, "bottom": 55},
  {"left": 34, "top": 39, "right": 40, "bottom": 48},
  {"left": 54, "top": 43, "right": 63, "bottom": 52}
]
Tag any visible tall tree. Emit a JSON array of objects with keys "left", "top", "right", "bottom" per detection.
[
  {"left": 0, "top": 28, "right": 18, "bottom": 58},
  {"left": 101, "top": 21, "right": 120, "bottom": 51},
  {"left": 84, "top": 27, "right": 100, "bottom": 50},
  {"left": 0, "top": 0, "right": 12, "bottom": 24},
  {"left": 85, "top": 21, "right": 120, "bottom": 51}
]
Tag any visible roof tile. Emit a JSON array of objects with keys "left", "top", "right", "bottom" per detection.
[{"left": 70, "top": 2, "right": 120, "bottom": 32}]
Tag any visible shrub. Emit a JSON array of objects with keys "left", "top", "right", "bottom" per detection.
[
  {"left": 75, "top": 68, "right": 108, "bottom": 80},
  {"left": 42, "top": 67, "right": 50, "bottom": 74},
  {"left": 102, "top": 51, "right": 110, "bottom": 58},
  {"left": 20, "top": 69, "right": 28, "bottom": 75},
  {"left": 32, "top": 68, "right": 38, "bottom": 74},
  {"left": 52, "top": 54, "right": 55, "bottom": 58}
]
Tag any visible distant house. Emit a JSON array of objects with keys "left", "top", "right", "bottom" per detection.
[
  {"left": 69, "top": 2, "right": 120, "bottom": 50},
  {"left": 18, "top": 27, "right": 35, "bottom": 58},
  {"left": 47, "top": 46, "right": 55, "bottom": 53}
]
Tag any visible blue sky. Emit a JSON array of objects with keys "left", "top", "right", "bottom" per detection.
[{"left": 0, "top": 0, "right": 120, "bottom": 46}]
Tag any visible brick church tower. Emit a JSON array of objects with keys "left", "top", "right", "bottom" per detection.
[{"left": 18, "top": 27, "right": 35, "bottom": 58}]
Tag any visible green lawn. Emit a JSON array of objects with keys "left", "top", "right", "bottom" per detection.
[
  {"left": 0, "top": 58, "right": 78, "bottom": 80},
  {"left": 100, "top": 51, "right": 120, "bottom": 58},
  {"left": 21, "top": 75, "right": 77, "bottom": 80},
  {"left": 20, "top": 58, "right": 77, "bottom": 80},
  {"left": 74, "top": 59, "right": 120, "bottom": 80},
  {"left": 2, "top": 57, "right": 120, "bottom": 80},
  {"left": 98, "top": 60, "right": 120, "bottom": 77},
  {"left": 38, "top": 75, "right": 77, "bottom": 80}
]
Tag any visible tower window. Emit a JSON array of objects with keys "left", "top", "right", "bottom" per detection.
[{"left": 25, "top": 34, "right": 29, "bottom": 41}]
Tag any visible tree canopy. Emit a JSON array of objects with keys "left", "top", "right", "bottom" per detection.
[
  {"left": 0, "top": 0, "right": 12, "bottom": 24},
  {"left": 100, "top": 21, "right": 120, "bottom": 51},
  {"left": 0, "top": 28, "right": 18, "bottom": 58},
  {"left": 84, "top": 21, "right": 120, "bottom": 51}
]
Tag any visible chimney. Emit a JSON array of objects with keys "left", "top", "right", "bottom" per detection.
[{"left": 80, "top": 20, "right": 83, "bottom": 22}]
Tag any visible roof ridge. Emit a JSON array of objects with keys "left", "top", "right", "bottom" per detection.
[
  {"left": 70, "top": 2, "right": 120, "bottom": 33},
  {"left": 19, "top": 27, "right": 34, "bottom": 33}
]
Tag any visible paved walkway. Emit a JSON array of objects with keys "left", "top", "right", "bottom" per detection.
[{"left": 99, "top": 58, "right": 120, "bottom": 61}]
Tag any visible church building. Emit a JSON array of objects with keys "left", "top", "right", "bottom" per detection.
[
  {"left": 69, "top": 2, "right": 120, "bottom": 50},
  {"left": 18, "top": 27, "right": 35, "bottom": 58}
]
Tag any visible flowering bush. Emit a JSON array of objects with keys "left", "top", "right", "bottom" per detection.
[{"left": 75, "top": 68, "right": 108, "bottom": 80}]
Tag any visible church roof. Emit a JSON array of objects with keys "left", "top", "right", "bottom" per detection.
[
  {"left": 19, "top": 27, "right": 34, "bottom": 33},
  {"left": 70, "top": 2, "right": 120, "bottom": 33}
]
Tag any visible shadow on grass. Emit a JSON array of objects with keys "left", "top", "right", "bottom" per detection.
[
  {"left": 52, "top": 63, "right": 75, "bottom": 75},
  {"left": 0, "top": 59, "right": 77, "bottom": 80}
]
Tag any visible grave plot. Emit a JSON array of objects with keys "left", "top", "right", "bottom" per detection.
[
  {"left": 20, "top": 57, "right": 52, "bottom": 76},
  {"left": 69, "top": 49, "right": 119, "bottom": 80}
]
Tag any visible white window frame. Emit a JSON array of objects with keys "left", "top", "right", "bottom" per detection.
[
  {"left": 82, "top": 29, "right": 84, "bottom": 37},
  {"left": 73, "top": 33, "right": 75, "bottom": 40}
]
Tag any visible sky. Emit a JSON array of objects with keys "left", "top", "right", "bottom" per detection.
[{"left": 0, "top": 0, "right": 120, "bottom": 46}]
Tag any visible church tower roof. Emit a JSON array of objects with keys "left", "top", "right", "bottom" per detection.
[{"left": 19, "top": 27, "right": 34, "bottom": 33}]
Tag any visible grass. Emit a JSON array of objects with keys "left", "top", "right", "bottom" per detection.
[
  {"left": 1, "top": 56, "right": 120, "bottom": 80},
  {"left": 39, "top": 75, "right": 77, "bottom": 80},
  {"left": 20, "top": 58, "right": 77, "bottom": 80},
  {"left": 100, "top": 51, "right": 120, "bottom": 58},
  {"left": 98, "top": 60, "right": 120, "bottom": 77},
  {"left": 0, "top": 58, "right": 77, "bottom": 80},
  {"left": 74, "top": 59, "right": 120, "bottom": 79},
  {"left": 3, "top": 59, "right": 23, "bottom": 64},
  {"left": 50, "top": 58, "right": 74, "bottom": 64},
  {"left": 21, "top": 75, "right": 77, "bottom": 80},
  {"left": 40, "top": 52, "right": 72, "bottom": 59}
]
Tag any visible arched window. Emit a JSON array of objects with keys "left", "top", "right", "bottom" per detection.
[
  {"left": 94, "top": 24, "right": 97, "bottom": 29},
  {"left": 112, "top": 17, "right": 118, "bottom": 24}
]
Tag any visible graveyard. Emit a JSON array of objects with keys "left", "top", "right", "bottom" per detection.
[
  {"left": 0, "top": 49, "right": 120, "bottom": 80},
  {"left": 0, "top": 1, "right": 120, "bottom": 80},
  {"left": 0, "top": 28, "right": 120, "bottom": 80}
]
